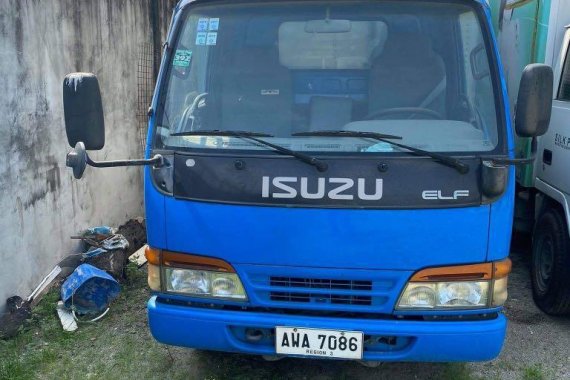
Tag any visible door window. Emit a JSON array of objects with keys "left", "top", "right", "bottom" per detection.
[{"left": 558, "top": 38, "right": 570, "bottom": 101}]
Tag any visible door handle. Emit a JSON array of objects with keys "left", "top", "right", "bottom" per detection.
[{"left": 543, "top": 149, "right": 552, "bottom": 165}]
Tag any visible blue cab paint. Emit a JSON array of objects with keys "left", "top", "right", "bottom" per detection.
[{"left": 144, "top": 0, "right": 515, "bottom": 362}]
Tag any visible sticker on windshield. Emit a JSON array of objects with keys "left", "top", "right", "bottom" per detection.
[
  {"left": 261, "top": 89, "right": 280, "bottom": 96},
  {"left": 197, "top": 18, "right": 209, "bottom": 32},
  {"left": 208, "top": 18, "right": 219, "bottom": 31},
  {"left": 206, "top": 32, "right": 217, "bottom": 46},
  {"left": 364, "top": 142, "right": 394, "bottom": 153},
  {"left": 173, "top": 49, "right": 192, "bottom": 67},
  {"left": 196, "top": 32, "right": 207, "bottom": 46}
]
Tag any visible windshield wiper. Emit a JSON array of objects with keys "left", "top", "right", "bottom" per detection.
[
  {"left": 170, "top": 130, "right": 328, "bottom": 172},
  {"left": 294, "top": 130, "right": 469, "bottom": 174},
  {"left": 295, "top": 130, "right": 403, "bottom": 140}
]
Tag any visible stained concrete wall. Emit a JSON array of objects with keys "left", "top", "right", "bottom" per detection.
[{"left": 0, "top": 0, "right": 175, "bottom": 311}]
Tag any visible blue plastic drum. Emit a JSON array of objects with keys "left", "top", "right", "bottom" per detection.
[{"left": 61, "top": 264, "right": 120, "bottom": 315}]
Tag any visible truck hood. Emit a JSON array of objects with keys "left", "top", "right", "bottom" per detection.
[{"left": 162, "top": 199, "right": 490, "bottom": 270}]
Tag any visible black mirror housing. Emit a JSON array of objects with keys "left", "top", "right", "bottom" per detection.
[
  {"left": 63, "top": 73, "right": 105, "bottom": 150},
  {"left": 515, "top": 64, "right": 553, "bottom": 138}
]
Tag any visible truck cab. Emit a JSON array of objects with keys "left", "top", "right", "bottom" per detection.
[{"left": 62, "top": 0, "right": 553, "bottom": 362}]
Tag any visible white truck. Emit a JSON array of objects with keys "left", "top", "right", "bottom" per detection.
[
  {"left": 494, "top": 0, "right": 570, "bottom": 314},
  {"left": 529, "top": 23, "right": 570, "bottom": 315}
]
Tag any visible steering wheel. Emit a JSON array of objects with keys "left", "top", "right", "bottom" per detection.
[
  {"left": 364, "top": 107, "right": 444, "bottom": 121},
  {"left": 175, "top": 92, "right": 208, "bottom": 133}
]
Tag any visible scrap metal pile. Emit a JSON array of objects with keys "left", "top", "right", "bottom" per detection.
[{"left": 0, "top": 219, "right": 146, "bottom": 338}]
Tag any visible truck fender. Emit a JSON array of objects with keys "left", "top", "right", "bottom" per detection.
[{"left": 534, "top": 178, "right": 570, "bottom": 237}]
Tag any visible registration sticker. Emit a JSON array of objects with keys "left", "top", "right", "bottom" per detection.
[
  {"left": 196, "top": 32, "right": 207, "bottom": 46},
  {"left": 206, "top": 32, "right": 217, "bottom": 46},
  {"left": 209, "top": 18, "right": 220, "bottom": 31},
  {"left": 275, "top": 327, "right": 363, "bottom": 359},
  {"left": 197, "top": 18, "right": 209, "bottom": 32},
  {"left": 173, "top": 49, "right": 192, "bottom": 67}
]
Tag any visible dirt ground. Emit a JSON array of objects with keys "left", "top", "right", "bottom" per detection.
[{"left": 1, "top": 237, "right": 569, "bottom": 380}]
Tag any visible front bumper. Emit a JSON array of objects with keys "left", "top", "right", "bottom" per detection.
[{"left": 147, "top": 296, "right": 507, "bottom": 362}]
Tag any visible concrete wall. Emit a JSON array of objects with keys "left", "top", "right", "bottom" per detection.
[{"left": 0, "top": 0, "right": 175, "bottom": 311}]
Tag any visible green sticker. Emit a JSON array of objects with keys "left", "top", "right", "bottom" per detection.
[{"left": 173, "top": 49, "right": 192, "bottom": 67}]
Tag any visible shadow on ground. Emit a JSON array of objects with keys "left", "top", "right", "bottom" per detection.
[{"left": 170, "top": 349, "right": 469, "bottom": 380}]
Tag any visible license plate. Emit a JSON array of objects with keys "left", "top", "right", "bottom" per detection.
[{"left": 275, "top": 327, "right": 363, "bottom": 359}]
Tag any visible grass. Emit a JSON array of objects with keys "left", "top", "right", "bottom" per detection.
[
  {"left": 0, "top": 265, "right": 287, "bottom": 380},
  {"left": 0, "top": 264, "right": 558, "bottom": 380},
  {"left": 0, "top": 265, "right": 172, "bottom": 380},
  {"left": 441, "top": 363, "right": 475, "bottom": 380},
  {"left": 522, "top": 364, "right": 546, "bottom": 380}
]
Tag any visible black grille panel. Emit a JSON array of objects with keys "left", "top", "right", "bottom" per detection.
[
  {"left": 270, "top": 292, "right": 372, "bottom": 306},
  {"left": 269, "top": 277, "right": 373, "bottom": 306},
  {"left": 270, "top": 277, "right": 372, "bottom": 291}
]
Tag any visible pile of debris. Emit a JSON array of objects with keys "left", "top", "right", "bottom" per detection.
[{"left": 0, "top": 218, "right": 147, "bottom": 338}]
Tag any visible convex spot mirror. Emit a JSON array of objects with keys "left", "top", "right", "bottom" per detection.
[
  {"left": 63, "top": 73, "right": 105, "bottom": 150},
  {"left": 515, "top": 64, "right": 553, "bottom": 138}
]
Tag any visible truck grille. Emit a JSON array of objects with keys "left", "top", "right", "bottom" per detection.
[
  {"left": 269, "top": 277, "right": 373, "bottom": 306},
  {"left": 237, "top": 265, "right": 410, "bottom": 314}
]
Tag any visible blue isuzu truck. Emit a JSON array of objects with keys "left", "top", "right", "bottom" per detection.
[{"left": 63, "top": 0, "right": 553, "bottom": 362}]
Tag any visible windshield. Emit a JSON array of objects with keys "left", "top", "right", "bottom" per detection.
[{"left": 155, "top": 0, "right": 501, "bottom": 154}]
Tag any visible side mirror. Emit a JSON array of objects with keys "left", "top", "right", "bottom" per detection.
[
  {"left": 63, "top": 73, "right": 164, "bottom": 180},
  {"left": 63, "top": 73, "right": 105, "bottom": 150},
  {"left": 515, "top": 64, "right": 553, "bottom": 138}
]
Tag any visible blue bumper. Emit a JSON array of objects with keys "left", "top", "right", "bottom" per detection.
[{"left": 147, "top": 296, "right": 507, "bottom": 362}]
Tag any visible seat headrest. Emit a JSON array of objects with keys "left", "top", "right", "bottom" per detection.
[
  {"left": 389, "top": 14, "right": 422, "bottom": 34},
  {"left": 245, "top": 18, "right": 278, "bottom": 48},
  {"left": 380, "top": 15, "right": 433, "bottom": 61}
]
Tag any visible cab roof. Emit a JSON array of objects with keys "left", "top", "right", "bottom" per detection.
[{"left": 177, "top": 0, "right": 489, "bottom": 10}]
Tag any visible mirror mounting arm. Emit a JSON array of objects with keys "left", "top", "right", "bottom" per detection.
[
  {"left": 86, "top": 154, "right": 164, "bottom": 168},
  {"left": 486, "top": 136, "right": 538, "bottom": 166},
  {"left": 66, "top": 142, "right": 164, "bottom": 179},
  {"left": 488, "top": 156, "right": 535, "bottom": 166}
]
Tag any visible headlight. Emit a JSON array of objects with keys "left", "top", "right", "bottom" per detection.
[
  {"left": 396, "top": 259, "right": 511, "bottom": 310},
  {"left": 398, "top": 282, "right": 489, "bottom": 309},
  {"left": 165, "top": 268, "right": 247, "bottom": 300},
  {"left": 144, "top": 247, "right": 248, "bottom": 301}
]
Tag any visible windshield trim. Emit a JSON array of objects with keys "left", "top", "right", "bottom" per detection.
[{"left": 152, "top": 0, "right": 508, "bottom": 157}]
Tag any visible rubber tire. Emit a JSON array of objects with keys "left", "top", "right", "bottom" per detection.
[{"left": 531, "top": 207, "right": 570, "bottom": 315}]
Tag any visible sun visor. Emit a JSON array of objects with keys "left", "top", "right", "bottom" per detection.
[{"left": 278, "top": 21, "right": 388, "bottom": 69}]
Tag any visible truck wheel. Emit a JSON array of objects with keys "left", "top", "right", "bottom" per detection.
[{"left": 531, "top": 208, "right": 570, "bottom": 315}]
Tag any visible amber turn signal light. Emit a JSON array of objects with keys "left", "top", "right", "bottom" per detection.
[
  {"left": 145, "top": 246, "right": 161, "bottom": 265},
  {"left": 144, "top": 246, "right": 235, "bottom": 273},
  {"left": 410, "top": 258, "right": 511, "bottom": 282}
]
